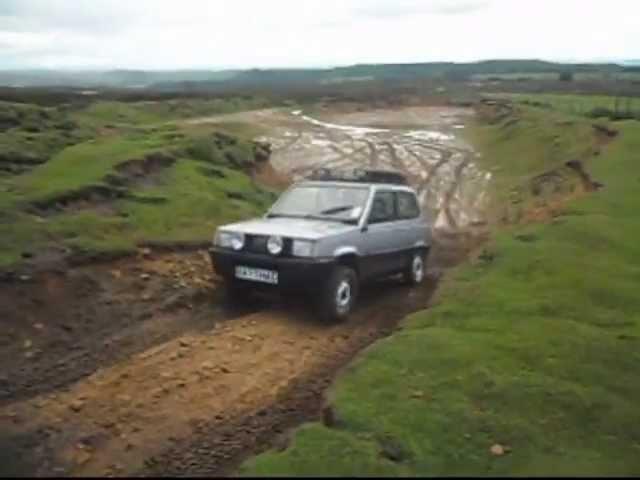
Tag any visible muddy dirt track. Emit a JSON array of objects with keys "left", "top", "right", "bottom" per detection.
[{"left": 0, "top": 105, "right": 489, "bottom": 477}]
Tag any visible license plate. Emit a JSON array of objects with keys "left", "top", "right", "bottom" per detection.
[{"left": 235, "top": 266, "right": 279, "bottom": 285}]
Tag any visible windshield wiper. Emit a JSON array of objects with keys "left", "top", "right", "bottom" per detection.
[
  {"left": 319, "top": 205, "right": 355, "bottom": 215},
  {"left": 268, "top": 212, "right": 357, "bottom": 225},
  {"left": 267, "top": 213, "right": 306, "bottom": 219},
  {"left": 302, "top": 214, "right": 358, "bottom": 225}
]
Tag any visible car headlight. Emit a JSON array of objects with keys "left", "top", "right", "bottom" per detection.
[
  {"left": 292, "top": 240, "right": 315, "bottom": 258},
  {"left": 267, "top": 235, "right": 284, "bottom": 256},
  {"left": 216, "top": 231, "right": 245, "bottom": 251}
]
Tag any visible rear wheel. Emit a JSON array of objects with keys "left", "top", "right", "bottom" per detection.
[
  {"left": 403, "top": 249, "right": 429, "bottom": 286},
  {"left": 318, "top": 266, "right": 358, "bottom": 323}
]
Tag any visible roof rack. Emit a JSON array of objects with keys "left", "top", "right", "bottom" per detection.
[{"left": 308, "top": 168, "right": 409, "bottom": 186}]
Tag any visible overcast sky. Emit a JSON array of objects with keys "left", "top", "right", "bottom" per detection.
[{"left": 1, "top": 0, "right": 639, "bottom": 70}]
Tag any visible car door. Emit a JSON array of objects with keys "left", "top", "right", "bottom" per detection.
[
  {"left": 395, "top": 190, "right": 423, "bottom": 254},
  {"left": 361, "top": 190, "right": 405, "bottom": 278}
]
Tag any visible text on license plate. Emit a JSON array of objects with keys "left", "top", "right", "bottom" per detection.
[{"left": 235, "top": 266, "right": 279, "bottom": 285}]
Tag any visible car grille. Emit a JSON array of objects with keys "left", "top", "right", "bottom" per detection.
[
  {"left": 245, "top": 234, "right": 293, "bottom": 257},
  {"left": 245, "top": 234, "right": 268, "bottom": 254}
]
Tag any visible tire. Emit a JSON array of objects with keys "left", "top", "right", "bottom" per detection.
[
  {"left": 403, "top": 249, "right": 429, "bottom": 286},
  {"left": 318, "top": 266, "right": 358, "bottom": 323}
]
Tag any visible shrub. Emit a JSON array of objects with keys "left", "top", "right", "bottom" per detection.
[
  {"left": 185, "top": 137, "right": 216, "bottom": 163},
  {"left": 586, "top": 107, "right": 614, "bottom": 118},
  {"left": 559, "top": 71, "right": 574, "bottom": 82}
]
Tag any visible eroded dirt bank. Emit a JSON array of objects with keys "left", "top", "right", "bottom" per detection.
[{"left": 0, "top": 104, "right": 490, "bottom": 477}]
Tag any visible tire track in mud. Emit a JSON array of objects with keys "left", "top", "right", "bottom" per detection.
[
  {"left": 403, "top": 144, "right": 476, "bottom": 230},
  {"left": 0, "top": 251, "right": 246, "bottom": 408},
  {"left": 1, "top": 278, "right": 441, "bottom": 477},
  {"left": 405, "top": 146, "right": 431, "bottom": 165},
  {"left": 139, "top": 278, "right": 442, "bottom": 477},
  {"left": 417, "top": 150, "right": 454, "bottom": 199},
  {"left": 381, "top": 141, "right": 406, "bottom": 173},
  {"left": 363, "top": 139, "right": 379, "bottom": 168},
  {"left": 408, "top": 142, "right": 469, "bottom": 161},
  {"left": 325, "top": 144, "right": 370, "bottom": 170},
  {"left": 441, "top": 158, "right": 472, "bottom": 229},
  {"left": 328, "top": 143, "right": 369, "bottom": 162},
  {"left": 272, "top": 131, "right": 303, "bottom": 154},
  {"left": 287, "top": 143, "right": 370, "bottom": 178}
]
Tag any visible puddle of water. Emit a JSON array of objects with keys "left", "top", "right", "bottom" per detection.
[
  {"left": 300, "top": 114, "right": 391, "bottom": 136},
  {"left": 404, "top": 130, "right": 454, "bottom": 142},
  {"left": 309, "top": 138, "right": 334, "bottom": 147}
]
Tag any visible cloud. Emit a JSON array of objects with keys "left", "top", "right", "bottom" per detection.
[
  {"left": 353, "top": 0, "right": 491, "bottom": 19},
  {"left": 0, "top": 1, "right": 21, "bottom": 16},
  {"left": 0, "top": 0, "right": 638, "bottom": 70},
  {"left": 0, "top": 0, "right": 144, "bottom": 34}
]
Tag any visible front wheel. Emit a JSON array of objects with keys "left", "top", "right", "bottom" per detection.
[
  {"left": 318, "top": 266, "right": 358, "bottom": 323},
  {"left": 403, "top": 249, "right": 429, "bottom": 286}
]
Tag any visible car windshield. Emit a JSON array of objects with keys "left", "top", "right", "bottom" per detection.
[{"left": 268, "top": 185, "right": 370, "bottom": 222}]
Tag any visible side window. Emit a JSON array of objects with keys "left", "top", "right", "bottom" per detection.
[
  {"left": 368, "top": 191, "right": 396, "bottom": 224},
  {"left": 397, "top": 192, "right": 420, "bottom": 220}
]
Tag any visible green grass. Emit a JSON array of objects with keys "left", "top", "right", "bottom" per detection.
[
  {"left": 74, "top": 101, "right": 166, "bottom": 127},
  {"left": 46, "top": 160, "right": 273, "bottom": 254},
  {"left": 72, "top": 97, "right": 274, "bottom": 129},
  {"left": 5, "top": 130, "right": 174, "bottom": 205},
  {"left": 0, "top": 101, "right": 93, "bottom": 166},
  {"left": 241, "top": 105, "right": 640, "bottom": 476},
  {"left": 0, "top": 156, "right": 275, "bottom": 266},
  {"left": 182, "top": 121, "right": 269, "bottom": 140},
  {"left": 466, "top": 103, "right": 599, "bottom": 224},
  {"left": 471, "top": 105, "right": 597, "bottom": 178},
  {"left": 496, "top": 93, "right": 640, "bottom": 119},
  {"left": 0, "top": 97, "right": 280, "bottom": 268},
  {"left": 117, "top": 159, "right": 275, "bottom": 245}
]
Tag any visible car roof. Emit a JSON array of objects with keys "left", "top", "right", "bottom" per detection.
[
  {"left": 307, "top": 167, "right": 410, "bottom": 186},
  {"left": 295, "top": 180, "right": 417, "bottom": 193}
]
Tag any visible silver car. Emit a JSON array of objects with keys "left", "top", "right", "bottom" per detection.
[{"left": 209, "top": 169, "right": 432, "bottom": 322}]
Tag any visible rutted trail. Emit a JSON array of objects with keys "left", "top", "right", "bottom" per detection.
[
  {"left": 1, "top": 267, "right": 442, "bottom": 477},
  {"left": 0, "top": 104, "right": 491, "bottom": 477}
]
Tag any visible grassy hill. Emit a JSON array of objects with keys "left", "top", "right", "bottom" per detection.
[
  {"left": 0, "top": 97, "right": 278, "bottom": 270},
  {"left": 240, "top": 98, "right": 640, "bottom": 476}
]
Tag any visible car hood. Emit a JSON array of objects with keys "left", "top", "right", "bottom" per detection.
[{"left": 219, "top": 217, "right": 358, "bottom": 240}]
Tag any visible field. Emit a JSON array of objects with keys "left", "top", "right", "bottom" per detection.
[
  {"left": 495, "top": 93, "right": 640, "bottom": 119},
  {"left": 2, "top": 88, "right": 640, "bottom": 477},
  {"left": 241, "top": 98, "right": 640, "bottom": 476},
  {"left": 472, "top": 71, "right": 640, "bottom": 82}
]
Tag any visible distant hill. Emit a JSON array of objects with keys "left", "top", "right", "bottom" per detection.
[
  {"left": 0, "top": 60, "right": 636, "bottom": 90},
  {"left": 151, "top": 60, "right": 637, "bottom": 92},
  {"left": 0, "top": 69, "right": 239, "bottom": 88}
]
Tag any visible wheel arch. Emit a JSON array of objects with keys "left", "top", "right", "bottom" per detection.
[{"left": 333, "top": 247, "right": 361, "bottom": 278}]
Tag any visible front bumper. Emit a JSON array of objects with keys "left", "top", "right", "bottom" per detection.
[{"left": 209, "top": 247, "right": 335, "bottom": 290}]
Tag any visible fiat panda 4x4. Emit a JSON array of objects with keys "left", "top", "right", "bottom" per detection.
[{"left": 209, "top": 168, "right": 432, "bottom": 322}]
